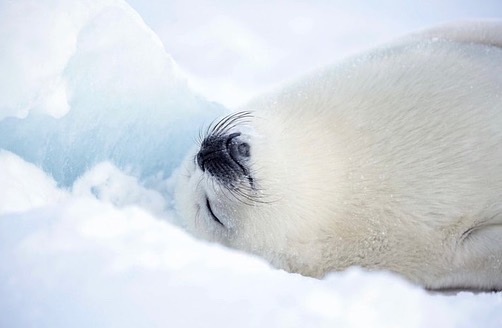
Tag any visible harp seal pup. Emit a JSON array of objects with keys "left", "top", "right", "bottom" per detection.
[{"left": 176, "top": 21, "right": 502, "bottom": 290}]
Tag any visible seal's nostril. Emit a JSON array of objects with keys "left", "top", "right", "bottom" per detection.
[
  {"left": 226, "top": 133, "right": 249, "bottom": 158},
  {"left": 228, "top": 139, "right": 250, "bottom": 162},
  {"left": 237, "top": 142, "right": 250, "bottom": 158}
]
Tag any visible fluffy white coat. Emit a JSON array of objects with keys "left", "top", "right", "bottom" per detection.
[{"left": 176, "top": 21, "right": 502, "bottom": 290}]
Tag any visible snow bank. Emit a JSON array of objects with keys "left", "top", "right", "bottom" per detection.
[
  {"left": 0, "top": 150, "right": 68, "bottom": 214},
  {"left": 1, "top": 189, "right": 501, "bottom": 328},
  {"left": 0, "top": 0, "right": 501, "bottom": 327}
]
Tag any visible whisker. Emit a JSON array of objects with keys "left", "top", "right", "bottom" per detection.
[{"left": 204, "top": 111, "right": 254, "bottom": 140}]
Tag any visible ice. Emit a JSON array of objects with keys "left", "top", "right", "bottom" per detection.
[
  {"left": 0, "top": 0, "right": 225, "bottom": 187},
  {"left": 0, "top": 0, "right": 501, "bottom": 327}
]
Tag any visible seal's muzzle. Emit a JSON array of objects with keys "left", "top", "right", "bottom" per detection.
[{"left": 197, "top": 132, "right": 250, "bottom": 186}]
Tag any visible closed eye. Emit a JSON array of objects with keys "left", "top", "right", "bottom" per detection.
[{"left": 206, "top": 197, "right": 224, "bottom": 226}]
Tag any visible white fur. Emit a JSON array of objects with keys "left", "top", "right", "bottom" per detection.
[{"left": 176, "top": 21, "right": 502, "bottom": 290}]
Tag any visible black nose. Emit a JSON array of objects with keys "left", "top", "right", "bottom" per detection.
[{"left": 197, "top": 132, "right": 250, "bottom": 184}]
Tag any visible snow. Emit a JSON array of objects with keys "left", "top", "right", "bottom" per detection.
[
  {"left": 127, "top": 0, "right": 502, "bottom": 108},
  {"left": 0, "top": 0, "right": 501, "bottom": 327}
]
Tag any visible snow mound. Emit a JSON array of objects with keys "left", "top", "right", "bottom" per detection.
[
  {"left": 0, "top": 150, "right": 68, "bottom": 214},
  {"left": 1, "top": 193, "right": 501, "bottom": 328}
]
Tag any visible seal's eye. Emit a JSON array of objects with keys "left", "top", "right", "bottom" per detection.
[{"left": 206, "top": 198, "right": 223, "bottom": 226}]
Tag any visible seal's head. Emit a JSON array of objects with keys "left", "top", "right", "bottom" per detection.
[{"left": 176, "top": 109, "right": 349, "bottom": 276}]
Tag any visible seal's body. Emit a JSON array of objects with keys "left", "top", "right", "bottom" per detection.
[{"left": 176, "top": 21, "right": 502, "bottom": 290}]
